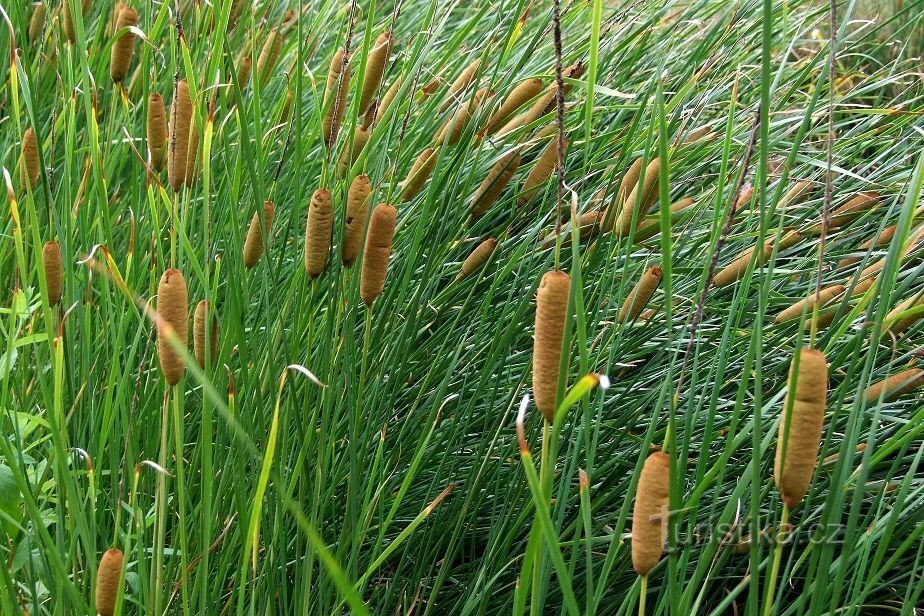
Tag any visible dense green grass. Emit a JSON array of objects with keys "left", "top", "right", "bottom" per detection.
[{"left": 2, "top": 0, "right": 924, "bottom": 614}]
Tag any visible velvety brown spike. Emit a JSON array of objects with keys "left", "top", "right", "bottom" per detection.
[
  {"left": 339, "top": 126, "right": 370, "bottom": 173},
  {"left": 541, "top": 210, "right": 604, "bottom": 249},
  {"left": 435, "top": 87, "right": 490, "bottom": 146},
  {"left": 882, "top": 293, "right": 924, "bottom": 337},
  {"left": 600, "top": 157, "right": 644, "bottom": 232},
  {"left": 774, "top": 284, "right": 846, "bottom": 324},
  {"left": 304, "top": 189, "right": 334, "bottom": 278},
  {"left": 19, "top": 127, "right": 40, "bottom": 189},
  {"left": 109, "top": 6, "right": 139, "bottom": 83},
  {"left": 280, "top": 89, "right": 294, "bottom": 123},
  {"left": 633, "top": 197, "right": 696, "bottom": 243},
  {"left": 682, "top": 124, "right": 712, "bottom": 144},
  {"left": 471, "top": 150, "right": 521, "bottom": 218},
  {"left": 193, "top": 300, "right": 218, "bottom": 367},
  {"left": 806, "top": 191, "right": 880, "bottom": 234},
  {"left": 455, "top": 237, "right": 497, "bottom": 282},
  {"left": 228, "top": 0, "right": 245, "bottom": 29},
  {"left": 517, "top": 63, "right": 585, "bottom": 128},
  {"left": 322, "top": 48, "right": 351, "bottom": 148},
  {"left": 613, "top": 158, "right": 661, "bottom": 236},
  {"left": 483, "top": 78, "right": 544, "bottom": 136},
  {"left": 243, "top": 201, "right": 275, "bottom": 269},
  {"left": 779, "top": 180, "right": 813, "bottom": 209},
  {"left": 156, "top": 268, "right": 189, "bottom": 385},
  {"left": 841, "top": 223, "right": 900, "bottom": 268},
  {"left": 372, "top": 78, "right": 402, "bottom": 127},
  {"left": 400, "top": 147, "right": 438, "bottom": 202},
  {"left": 257, "top": 28, "right": 283, "bottom": 86},
  {"left": 774, "top": 347, "right": 827, "bottom": 509},
  {"left": 631, "top": 452, "right": 670, "bottom": 576},
  {"left": 168, "top": 80, "right": 194, "bottom": 191},
  {"left": 42, "top": 240, "right": 62, "bottom": 306},
  {"left": 439, "top": 58, "right": 481, "bottom": 112},
  {"left": 518, "top": 138, "right": 566, "bottom": 207},
  {"left": 863, "top": 368, "right": 924, "bottom": 406},
  {"left": 360, "top": 204, "right": 397, "bottom": 305},
  {"left": 237, "top": 56, "right": 252, "bottom": 89},
  {"left": 95, "top": 548, "right": 124, "bottom": 616},
  {"left": 147, "top": 93, "right": 168, "bottom": 171},
  {"left": 184, "top": 122, "right": 200, "bottom": 188},
  {"left": 619, "top": 266, "right": 662, "bottom": 323},
  {"left": 107, "top": 2, "right": 125, "bottom": 37},
  {"left": 342, "top": 174, "right": 372, "bottom": 267},
  {"left": 713, "top": 231, "right": 802, "bottom": 288},
  {"left": 62, "top": 0, "right": 78, "bottom": 43},
  {"left": 359, "top": 30, "right": 393, "bottom": 115},
  {"left": 29, "top": 3, "right": 46, "bottom": 42},
  {"left": 532, "top": 270, "right": 570, "bottom": 422}
]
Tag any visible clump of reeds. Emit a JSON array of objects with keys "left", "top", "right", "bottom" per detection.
[
  {"left": 619, "top": 266, "right": 662, "bottom": 323},
  {"left": 193, "top": 300, "right": 218, "bottom": 367},
  {"left": 147, "top": 93, "right": 167, "bottom": 172},
  {"left": 109, "top": 6, "right": 139, "bottom": 83},
  {"left": 532, "top": 270, "right": 570, "bottom": 422},
  {"left": 471, "top": 150, "right": 521, "bottom": 218},
  {"left": 19, "top": 127, "right": 40, "bottom": 189},
  {"left": 342, "top": 174, "right": 372, "bottom": 267},
  {"left": 774, "top": 284, "right": 845, "bottom": 324},
  {"left": 304, "top": 189, "right": 333, "bottom": 278},
  {"left": 482, "top": 77, "right": 543, "bottom": 136},
  {"left": 257, "top": 27, "right": 283, "bottom": 86},
  {"left": 95, "top": 548, "right": 123, "bottom": 616},
  {"left": 774, "top": 347, "right": 827, "bottom": 509},
  {"left": 863, "top": 368, "right": 924, "bottom": 406},
  {"left": 360, "top": 203, "right": 397, "bottom": 306},
  {"left": 156, "top": 268, "right": 188, "bottom": 385},
  {"left": 42, "top": 240, "right": 62, "bottom": 307},
  {"left": 631, "top": 451, "right": 671, "bottom": 576},
  {"left": 168, "top": 80, "right": 196, "bottom": 191},
  {"left": 243, "top": 201, "right": 275, "bottom": 269},
  {"left": 359, "top": 30, "right": 393, "bottom": 115},
  {"left": 518, "top": 138, "right": 567, "bottom": 207},
  {"left": 713, "top": 231, "right": 802, "bottom": 288},
  {"left": 400, "top": 147, "right": 438, "bottom": 202},
  {"left": 455, "top": 237, "right": 497, "bottom": 282},
  {"left": 322, "top": 48, "right": 351, "bottom": 148}
]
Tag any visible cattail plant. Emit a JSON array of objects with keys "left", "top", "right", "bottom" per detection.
[
  {"left": 514, "top": 63, "right": 585, "bottom": 131},
  {"left": 882, "top": 293, "right": 924, "bottom": 337},
  {"left": 471, "top": 150, "right": 521, "bottom": 218},
  {"left": 455, "top": 237, "right": 497, "bottom": 282},
  {"left": 95, "top": 548, "right": 124, "bottom": 616},
  {"left": 42, "top": 240, "right": 62, "bottom": 307},
  {"left": 29, "top": 3, "right": 46, "bottom": 43},
  {"left": 62, "top": 0, "right": 79, "bottom": 43},
  {"left": 482, "top": 77, "right": 543, "bottom": 136},
  {"left": 19, "top": 127, "right": 40, "bottom": 189},
  {"left": 228, "top": 0, "right": 245, "bottom": 30},
  {"left": 774, "top": 284, "right": 845, "bottom": 324},
  {"left": 304, "top": 189, "right": 333, "bottom": 278},
  {"left": 619, "top": 266, "right": 662, "bottom": 323},
  {"left": 518, "top": 138, "right": 567, "bottom": 207},
  {"left": 806, "top": 191, "right": 880, "bottom": 234},
  {"left": 541, "top": 210, "right": 603, "bottom": 249},
  {"left": 371, "top": 77, "right": 402, "bottom": 127},
  {"left": 774, "top": 347, "right": 827, "bottom": 509},
  {"left": 156, "top": 269, "right": 188, "bottom": 385},
  {"left": 439, "top": 58, "right": 481, "bottom": 112},
  {"left": 840, "top": 224, "right": 898, "bottom": 268},
  {"left": 631, "top": 451, "right": 671, "bottom": 577},
  {"left": 342, "top": 174, "right": 372, "bottom": 267},
  {"left": 713, "top": 231, "right": 802, "bottom": 288},
  {"left": 779, "top": 180, "right": 813, "bottom": 209},
  {"left": 400, "top": 147, "right": 438, "bottom": 202},
  {"left": 599, "top": 157, "right": 644, "bottom": 232},
  {"left": 193, "top": 300, "right": 218, "bottom": 367},
  {"left": 243, "top": 201, "right": 275, "bottom": 269},
  {"left": 682, "top": 124, "right": 712, "bottom": 144},
  {"left": 358, "top": 30, "right": 393, "bottom": 115},
  {"left": 613, "top": 157, "right": 660, "bottom": 236},
  {"left": 633, "top": 197, "right": 695, "bottom": 243},
  {"left": 147, "top": 93, "right": 167, "bottom": 171},
  {"left": 360, "top": 203, "right": 397, "bottom": 306},
  {"left": 532, "top": 270, "right": 570, "bottom": 422},
  {"left": 863, "top": 368, "right": 924, "bottom": 405},
  {"left": 280, "top": 89, "right": 294, "bottom": 123},
  {"left": 109, "top": 6, "right": 139, "bottom": 83},
  {"left": 237, "top": 56, "right": 252, "bottom": 89},
  {"left": 339, "top": 126, "right": 370, "bottom": 173},
  {"left": 322, "top": 48, "right": 351, "bottom": 148},
  {"left": 168, "top": 80, "right": 195, "bottom": 191},
  {"left": 107, "top": 2, "right": 125, "bottom": 36},
  {"left": 435, "top": 87, "right": 491, "bottom": 146},
  {"left": 257, "top": 27, "right": 283, "bottom": 86}
]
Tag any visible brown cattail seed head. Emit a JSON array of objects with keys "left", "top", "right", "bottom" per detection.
[
  {"left": 147, "top": 93, "right": 168, "bottom": 172},
  {"left": 400, "top": 147, "right": 438, "bottom": 202},
  {"left": 863, "top": 368, "right": 924, "bottom": 406},
  {"left": 193, "top": 300, "right": 218, "bottom": 367},
  {"left": 372, "top": 78, "right": 402, "bottom": 127},
  {"left": 614, "top": 158, "right": 661, "bottom": 236},
  {"left": 257, "top": 28, "right": 283, "bottom": 86},
  {"left": 774, "top": 285, "right": 846, "bottom": 324},
  {"left": 471, "top": 150, "right": 521, "bottom": 218},
  {"left": 619, "top": 266, "right": 662, "bottom": 323},
  {"left": 518, "top": 138, "right": 567, "bottom": 207},
  {"left": 774, "top": 347, "right": 827, "bottom": 509},
  {"left": 455, "top": 237, "right": 497, "bottom": 282},
  {"left": 19, "top": 127, "right": 40, "bottom": 190},
  {"left": 882, "top": 294, "right": 924, "bottom": 338},
  {"left": 304, "top": 189, "right": 333, "bottom": 278},
  {"left": 42, "top": 240, "right": 63, "bottom": 307},
  {"left": 62, "top": 0, "right": 79, "bottom": 43},
  {"left": 168, "top": 80, "right": 195, "bottom": 191},
  {"left": 243, "top": 201, "right": 275, "bottom": 269},
  {"left": 109, "top": 6, "right": 139, "bottom": 83},
  {"left": 435, "top": 87, "right": 490, "bottom": 146},
  {"left": 359, "top": 30, "right": 393, "bottom": 115},
  {"left": 237, "top": 56, "right": 252, "bottom": 89},
  {"left": 339, "top": 126, "right": 370, "bottom": 173},
  {"left": 807, "top": 191, "right": 880, "bottom": 234},
  {"left": 342, "top": 174, "right": 372, "bottom": 267},
  {"left": 360, "top": 204, "right": 397, "bottom": 306},
  {"left": 483, "top": 77, "right": 544, "bottom": 136},
  {"left": 29, "top": 3, "right": 47, "bottom": 42},
  {"left": 322, "top": 48, "right": 351, "bottom": 148},
  {"left": 631, "top": 452, "right": 671, "bottom": 576},
  {"left": 95, "top": 548, "right": 124, "bottom": 616},
  {"left": 156, "top": 269, "right": 189, "bottom": 385},
  {"left": 533, "top": 270, "right": 570, "bottom": 422},
  {"left": 439, "top": 58, "right": 481, "bottom": 112}
]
